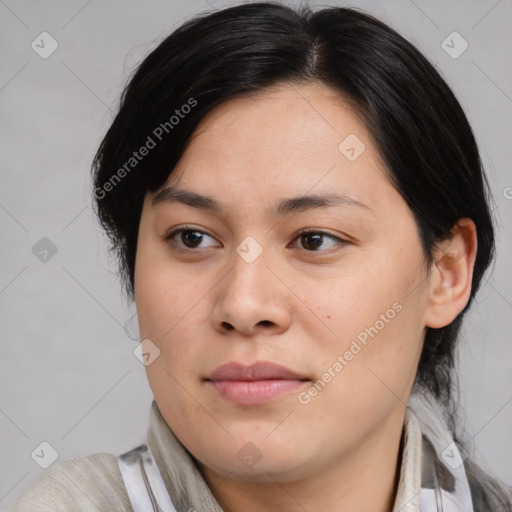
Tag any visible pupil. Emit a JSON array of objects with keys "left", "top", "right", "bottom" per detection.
[
  {"left": 302, "top": 233, "right": 322, "bottom": 250},
  {"left": 183, "top": 230, "right": 202, "bottom": 247}
]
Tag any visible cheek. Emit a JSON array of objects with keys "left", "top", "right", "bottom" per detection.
[
  {"left": 301, "top": 258, "right": 400, "bottom": 340},
  {"left": 135, "top": 256, "right": 214, "bottom": 384},
  {"left": 303, "top": 247, "right": 425, "bottom": 390},
  {"left": 135, "top": 251, "right": 203, "bottom": 339}
]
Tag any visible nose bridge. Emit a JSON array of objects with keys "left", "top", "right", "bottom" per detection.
[
  {"left": 212, "top": 235, "right": 291, "bottom": 334},
  {"left": 234, "top": 234, "right": 266, "bottom": 269},
  {"left": 228, "top": 235, "right": 272, "bottom": 298}
]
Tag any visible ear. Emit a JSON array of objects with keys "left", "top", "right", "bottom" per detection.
[{"left": 424, "top": 218, "right": 478, "bottom": 329}]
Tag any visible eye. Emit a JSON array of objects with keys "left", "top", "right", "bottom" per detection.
[
  {"left": 162, "top": 227, "right": 347, "bottom": 253},
  {"left": 290, "top": 230, "right": 346, "bottom": 252},
  {"left": 163, "top": 226, "right": 220, "bottom": 250}
]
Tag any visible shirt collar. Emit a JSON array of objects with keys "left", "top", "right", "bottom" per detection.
[
  {"left": 147, "top": 401, "right": 224, "bottom": 511},
  {"left": 393, "top": 407, "right": 423, "bottom": 511}
]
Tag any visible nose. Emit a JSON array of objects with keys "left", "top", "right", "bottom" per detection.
[{"left": 211, "top": 245, "right": 292, "bottom": 337}]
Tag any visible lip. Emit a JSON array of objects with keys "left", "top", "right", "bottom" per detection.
[
  {"left": 208, "top": 361, "right": 306, "bottom": 381},
  {"left": 205, "top": 361, "right": 309, "bottom": 405}
]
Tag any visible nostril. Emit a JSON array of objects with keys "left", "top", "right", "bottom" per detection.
[
  {"left": 258, "top": 320, "right": 273, "bottom": 327},
  {"left": 221, "top": 321, "right": 234, "bottom": 330}
]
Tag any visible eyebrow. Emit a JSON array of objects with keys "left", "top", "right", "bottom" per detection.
[{"left": 151, "top": 186, "right": 372, "bottom": 216}]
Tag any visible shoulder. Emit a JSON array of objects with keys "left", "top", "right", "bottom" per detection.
[{"left": 8, "top": 452, "right": 132, "bottom": 512}]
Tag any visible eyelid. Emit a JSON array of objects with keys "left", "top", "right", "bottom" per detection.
[
  {"left": 162, "top": 224, "right": 221, "bottom": 248},
  {"left": 289, "top": 229, "right": 347, "bottom": 251}
]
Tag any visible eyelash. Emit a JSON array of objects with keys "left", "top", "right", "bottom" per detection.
[{"left": 162, "top": 225, "right": 347, "bottom": 253}]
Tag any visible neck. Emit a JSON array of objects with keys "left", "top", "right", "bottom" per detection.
[{"left": 199, "top": 407, "right": 406, "bottom": 512}]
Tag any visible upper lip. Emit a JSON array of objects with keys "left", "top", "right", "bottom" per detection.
[{"left": 206, "top": 361, "right": 308, "bottom": 381}]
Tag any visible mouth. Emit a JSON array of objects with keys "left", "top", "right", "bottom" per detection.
[{"left": 204, "top": 361, "right": 310, "bottom": 405}]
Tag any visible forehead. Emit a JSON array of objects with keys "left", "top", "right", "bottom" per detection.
[
  {"left": 158, "top": 82, "right": 395, "bottom": 214},
  {"left": 183, "top": 81, "right": 368, "bottom": 165}
]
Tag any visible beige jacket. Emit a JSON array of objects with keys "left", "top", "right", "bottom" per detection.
[{"left": 9, "top": 401, "right": 422, "bottom": 512}]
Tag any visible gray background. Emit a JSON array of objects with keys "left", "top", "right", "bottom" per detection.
[{"left": 1, "top": 0, "right": 511, "bottom": 508}]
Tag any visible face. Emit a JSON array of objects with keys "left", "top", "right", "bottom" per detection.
[{"left": 134, "top": 82, "right": 431, "bottom": 483}]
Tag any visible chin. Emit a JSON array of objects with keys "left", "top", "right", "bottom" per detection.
[{"left": 194, "top": 435, "right": 319, "bottom": 483}]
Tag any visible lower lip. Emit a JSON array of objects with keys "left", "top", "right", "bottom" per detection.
[{"left": 207, "top": 379, "right": 307, "bottom": 405}]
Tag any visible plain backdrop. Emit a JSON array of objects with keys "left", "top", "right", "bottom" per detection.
[{"left": 1, "top": 0, "right": 511, "bottom": 508}]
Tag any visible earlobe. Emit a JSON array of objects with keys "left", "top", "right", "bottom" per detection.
[{"left": 424, "top": 218, "right": 478, "bottom": 329}]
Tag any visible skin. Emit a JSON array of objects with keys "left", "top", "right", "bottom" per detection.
[{"left": 134, "top": 81, "right": 477, "bottom": 512}]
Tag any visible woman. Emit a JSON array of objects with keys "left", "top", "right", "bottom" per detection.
[{"left": 9, "top": 2, "right": 511, "bottom": 511}]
